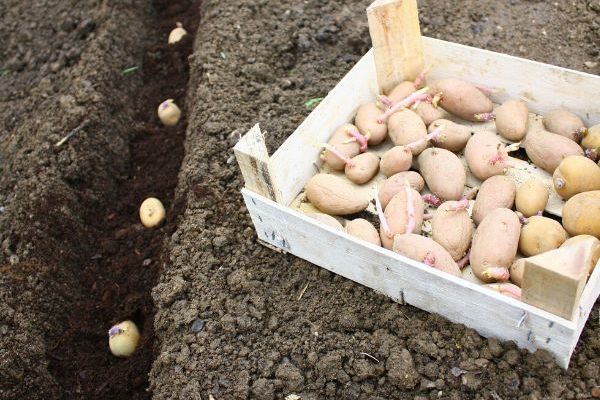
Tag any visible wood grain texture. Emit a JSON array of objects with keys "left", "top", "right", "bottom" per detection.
[
  {"left": 241, "top": 188, "right": 597, "bottom": 369},
  {"left": 234, "top": 124, "right": 281, "bottom": 202},
  {"left": 367, "top": 0, "right": 424, "bottom": 94}
]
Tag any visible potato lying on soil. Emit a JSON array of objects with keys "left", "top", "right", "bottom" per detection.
[
  {"left": 157, "top": 99, "right": 182, "bottom": 127},
  {"left": 355, "top": 103, "right": 387, "bottom": 145},
  {"left": 553, "top": 155, "right": 600, "bottom": 199},
  {"left": 465, "top": 131, "right": 515, "bottom": 180},
  {"left": 387, "top": 81, "right": 417, "bottom": 104},
  {"left": 432, "top": 200, "right": 473, "bottom": 261},
  {"left": 509, "top": 257, "right": 525, "bottom": 287},
  {"left": 306, "top": 213, "right": 344, "bottom": 231},
  {"left": 378, "top": 171, "right": 425, "bottom": 209},
  {"left": 418, "top": 148, "right": 466, "bottom": 201},
  {"left": 581, "top": 124, "right": 600, "bottom": 152},
  {"left": 321, "top": 123, "right": 361, "bottom": 171},
  {"left": 524, "top": 128, "right": 584, "bottom": 173},
  {"left": 428, "top": 119, "right": 471, "bottom": 152},
  {"left": 470, "top": 208, "right": 521, "bottom": 282},
  {"left": 108, "top": 320, "right": 140, "bottom": 357},
  {"left": 139, "top": 197, "right": 166, "bottom": 228},
  {"left": 428, "top": 78, "right": 493, "bottom": 122},
  {"left": 495, "top": 99, "right": 529, "bottom": 141},
  {"left": 393, "top": 233, "right": 462, "bottom": 277},
  {"left": 413, "top": 102, "right": 449, "bottom": 126},
  {"left": 388, "top": 109, "right": 428, "bottom": 155},
  {"left": 560, "top": 235, "right": 600, "bottom": 275},
  {"left": 515, "top": 179, "right": 549, "bottom": 217},
  {"left": 543, "top": 109, "right": 587, "bottom": 142},
  {"left": 380, "top": 146, "right": 412, "bottom": 177},
  {"left": 381, "top": 188, "right": 424, "bottom": 249},
  {"left": 519, "top": 216, "right": 567, "bottom": 257},
  {"left": 346, "top": 218, "right": 381, "bottom": 246},
  {"left": 562, "top": 190, "right": 600, "bottom": 239},
  {"left": 472, "top": 175, "right": 516, "bottom": 225},
  {"left": 305, "top": 174, "right": 369, "bottom": 215},
  {"left": 345, "top": 152, "right": 380, "bottom": 184}
]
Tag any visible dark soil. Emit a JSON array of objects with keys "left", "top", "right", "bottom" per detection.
[
  {"left": 150, "top": 0, "right": 599, "bottom": 399},
  {"left": 1, "top": 0, "right": 197, "bottom": 398},
  {"left": 0, "top": 0, "right": 598, "bottom": 400}
]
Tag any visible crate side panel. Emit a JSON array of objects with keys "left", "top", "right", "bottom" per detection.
[
  {"left": 271, "top": 50, "right": 378, "bottom": 206},
  {"left": 574, "top": 262, "right": 600, "bottom": 350},
  {"left": 422, "top": 37, "right": 600, "bottom": 125},
  {"left": 242, "top": 189, "right": 578, "bottom": 368}
]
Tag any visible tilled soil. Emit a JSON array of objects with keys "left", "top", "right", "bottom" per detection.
[
  {"left": 0, "top": 0, "right": 599, "bottom": 399},
  {"left": 1, "top": 0, "right": 197, "bottom": 398},
  {"left": 150, "top": 0, "right": 599, "bottom": 399}
]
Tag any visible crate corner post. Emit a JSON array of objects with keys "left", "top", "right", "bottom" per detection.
[
  {"left": 234, "top": 124, "right": 282, "bottom": 203},
  {"left": 367, "top": 0, "right": 425, "bottom": 94}
]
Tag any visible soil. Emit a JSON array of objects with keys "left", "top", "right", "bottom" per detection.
[{"left": 0, "top": 0, "right": 598, "bottom": 400}]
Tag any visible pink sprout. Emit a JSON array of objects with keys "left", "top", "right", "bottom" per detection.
[
  {"left": 488, "top": 144, "right": 511, "bottom": 166},
  {"left": 457, "top": 250, "right": 470, "bottom": 269},
  {"left": 448, "top": 197, "right": 469, "bottom": 211},
  {"left": 422, "top": 194, "right": 442, "bottom": 207},
  {"left": 482, "top": 266, "right": 510, "bottom": 282},
  {"left": 413, "top": 66, "right": 430, "bottom": 89},
  {"left": 160, "top": 101, "right": 170, "bottom": 110},
  {"left": 487, "top": 283, "right": 522, "bottom": 300},
  {"left": 423, "top": 252, "right": 436, "bottom": 267},
  {"left": 554, "top": 178, "right": 565, "bottom": 189},
  {"left": 374, "top": 190, "right": 393, "bottom": 238},
  {"left": 423, "top": 212, "right": 434, "bottom": 221},
  {"left": 319, "top": 143, "right": 355, "bottom": 167},
  {"left": 377, "top": 95, "right": 394, "bottom": 109},
  {"left": 377, "top": 87, "right": 431, "bottom": 123},
  {"left": 405, "top": 124, "right": 446, "bottom": 151},
  {"left": 345, "top": 128, "right": 368, "bottom": 152}
]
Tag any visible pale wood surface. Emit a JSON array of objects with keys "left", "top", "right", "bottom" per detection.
[
  {"left": 242, "top": 188, "right": 590, "bottom": 369},
  {"left": 522, "top": 244, "right": 591, "bottom": 320},
  {"left": 367, "top": 0, "right": 424, "bottom": 94},
  {"left": 234, "top": 124, "right": 281, "bottom": 202}
]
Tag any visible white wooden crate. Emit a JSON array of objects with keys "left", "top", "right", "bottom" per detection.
[{"left": 234, "top": 0, "right": 600, "bottom": 369}]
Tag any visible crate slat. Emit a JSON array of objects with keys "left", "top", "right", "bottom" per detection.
[{"left": 242, "top": 188, "right": 590, "bottom": 368}]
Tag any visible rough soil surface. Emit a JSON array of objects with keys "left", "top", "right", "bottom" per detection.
[
  {"left": 150, "top": 0, "right": 599, "bottom": 399},
  {"left": 0, "top": 0, "right": 197, "bottom": 398},
  {"left": 0, "top": 0, "right": 598, "bottom": 399}
]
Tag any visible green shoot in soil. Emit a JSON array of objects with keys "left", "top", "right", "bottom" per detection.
[
  {"left": 304, "top": 97, "right": 324, "bottom": 109},
  {"left": 122, "top": 66, "right": 139, "bottom": 76}
]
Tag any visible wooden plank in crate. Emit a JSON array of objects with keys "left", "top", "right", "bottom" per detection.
[{"left": 241, "top": 188, "right": 600, "bottom": 369}]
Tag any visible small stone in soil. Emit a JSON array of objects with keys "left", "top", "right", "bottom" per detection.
[
  {"left": 191, "top": 319, "right": 205, "bottom": 332},
  {"left": 142, "top": 258, "right": 152, "bottom": 267}
]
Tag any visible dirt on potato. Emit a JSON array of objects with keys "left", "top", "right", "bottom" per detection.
[{"left": 0, "top": 0, "right": 599, "bottom": 399}]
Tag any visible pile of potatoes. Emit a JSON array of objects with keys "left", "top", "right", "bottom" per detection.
[{"left": 303, "top": 76, "right": 600, "bottom": 300}]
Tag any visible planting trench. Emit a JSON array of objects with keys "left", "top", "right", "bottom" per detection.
[
  {"left": 1, "top": 0, "right": 198, "bottom": 398},
  {"left": 0, "top": 0, "right": 599, "bottom": 399}
]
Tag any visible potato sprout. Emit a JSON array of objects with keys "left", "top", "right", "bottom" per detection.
[
  {"left": 157, "top": 99, "right": 181, "bottom": 127},
  {"left": 108, "top": 320, "right": 140, "bottom": 357},
  {"left": 139, "top": 197, "right": 166, "bottom": 228},
  {"left": 168, "top": 22, "right": 187, "bottom": 44}
]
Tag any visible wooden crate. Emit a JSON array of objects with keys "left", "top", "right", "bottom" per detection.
[{"left": 234, "top": 0, "right": 600, "bottom": 369}]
